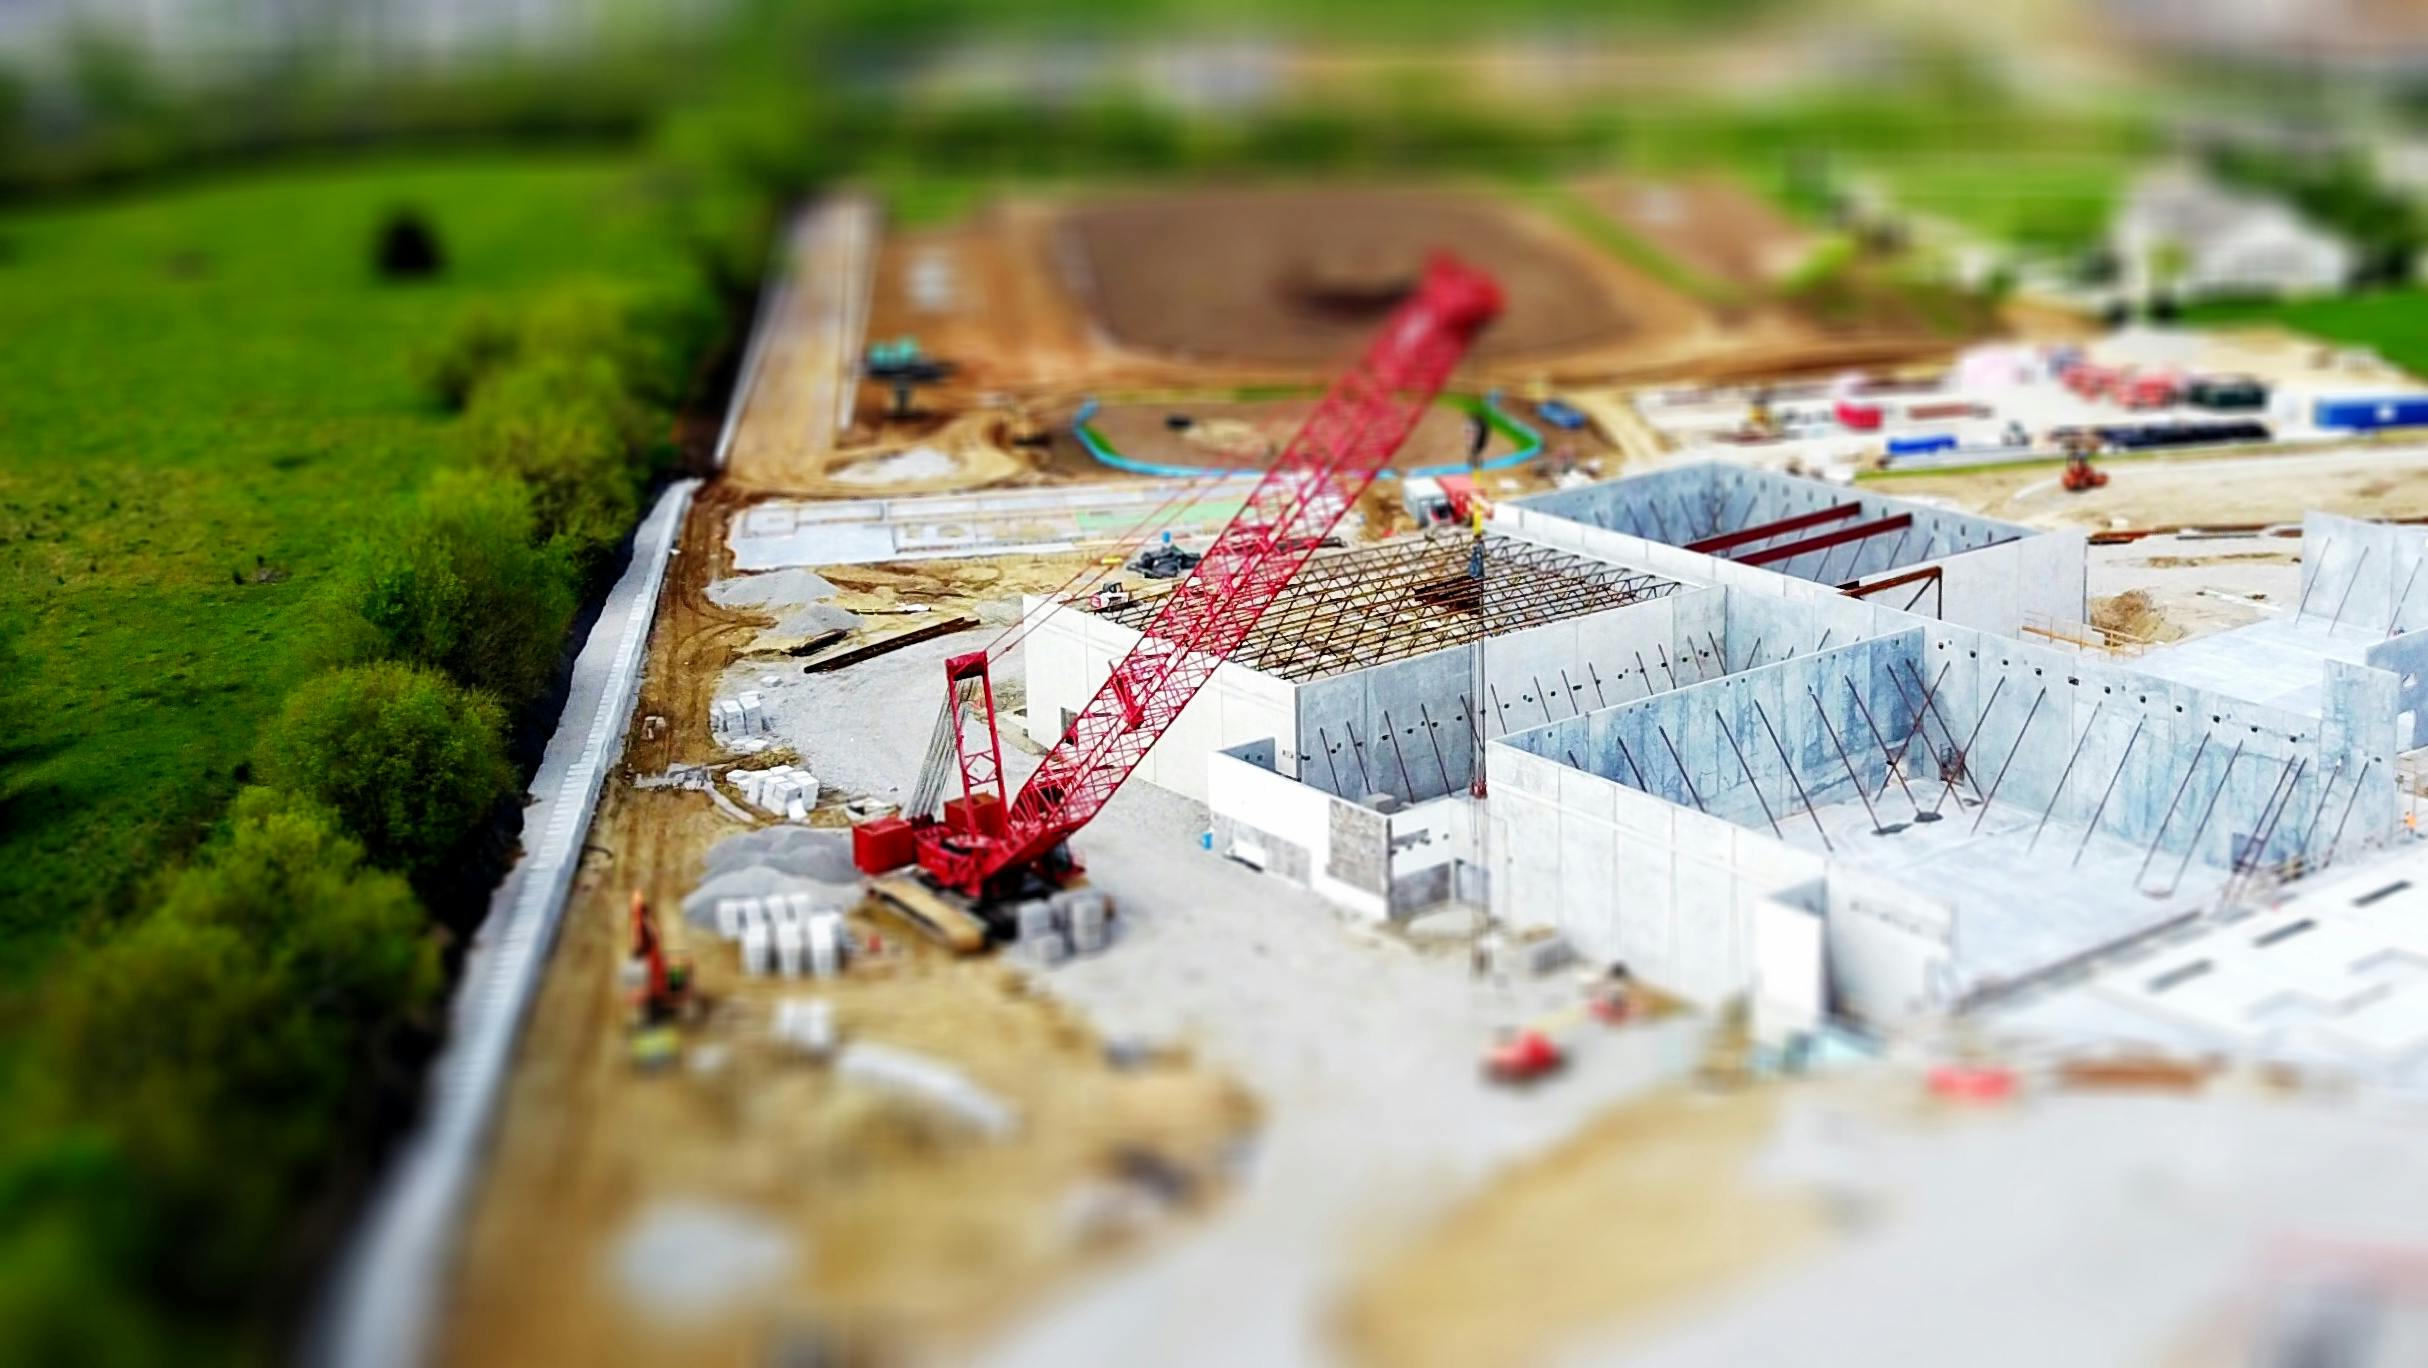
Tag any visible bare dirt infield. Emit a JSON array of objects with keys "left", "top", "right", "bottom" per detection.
[
  {"left": 1078, "top": 396, "right": 1523, "bottom": 474},
  {"left": 1580, "top": 175, "right": 1814, "bottom": 289},
  {"left": 1059, "top": 188, "right": 1661, "bottom": 366}
]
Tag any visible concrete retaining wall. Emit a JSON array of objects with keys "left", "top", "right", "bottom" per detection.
[{"left": 317, "top": 479, "right": 699, "bottom": 1368}]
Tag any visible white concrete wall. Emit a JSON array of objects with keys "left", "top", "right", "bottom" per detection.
[
  {"left": 1487, "top": 739, "right": 1826, "bottom": 1008},
  {"left": 1206, "top": 746, "right": 1389, "bottom": 920},
  {"left": 1752, "top": 894, "right": 1827, "bottom": 1044},
  {"left": 1824, "top": 863, "right": 1958, "bottom": 1028},
  {"left": 1497, "top": 501, "right": 2086, "bottom": 639},
  {"left": 1023, "top": 596, "right": 1301, "bottom": 803}
]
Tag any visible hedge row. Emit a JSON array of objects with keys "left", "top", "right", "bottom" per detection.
[{"left": 0, "top": 197, "right": 742, "bottom": 1362}]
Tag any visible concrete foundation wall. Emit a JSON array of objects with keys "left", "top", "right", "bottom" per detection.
[
  {"left": 1209, "top": 742, "right": 1477, "bottom": 920},
  {"left": 2367, "top": 627, "right": 2428, "bottom": 753},
  {"left": 1292, "top": 592, "right": 1706, "bottom": 802},
  {"left": 1022, "top": 596, "right": 1301, "bottom": 802},
  {"left": 2302, "top": 512, "right": 2428, "bottom": 637},
  {"left": 1207, "top": 744, "right": 1388, "bottom": 920},
  {"left": 1515, "top": 461, "right": 2038, "bottom": 588},
  {"left": 1486, "top": 738, "right": 1827, "bottom": 1007},
  {"left": 1825, "top": 864, "right": 1957, "bottom": 1027},
  {"left": 1505, "top": 632, "right": 1926, "bottom": 837},
  {"left": 1501, "top": 475, "right": 2081, "bottom": 637},
  {"left": 1904, "top": 623, "right": 2395, "bottom": 881}
]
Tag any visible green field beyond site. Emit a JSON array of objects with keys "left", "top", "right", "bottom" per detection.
[{"left": 0, "top": 154, "right": 691, "bottom": 955}]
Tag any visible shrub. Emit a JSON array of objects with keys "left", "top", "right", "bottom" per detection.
[
  {"left": 414, "top": 302, "right": 520, "bottom": 411},
  {"left": 252, "top": 665, "right": 516, "bottom": 883},
  {"left": 11, "top": 791, "right": 436, "bottom": 1343},
  {"left": 346, "top": 468, "right": 577, "bottom": 704},
  {"left": 374, "top": 206, "right": 444, "bottom": 280},
  {"left": 463, "top": 354, "right": 648, "bottom": 561}
]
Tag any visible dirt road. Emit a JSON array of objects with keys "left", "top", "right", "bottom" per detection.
[
  {"left": 724, "top": 198, "right": 877, "bottom": 490},
  {"left": 1874, "top": 444, "right": 2428, "bottom": 531}
]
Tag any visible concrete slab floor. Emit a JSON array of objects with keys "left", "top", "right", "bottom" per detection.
[
  {"left": 2133, "top": 614, "right": 2384, "bottom": 717},
  {"left": 1769, "top": 791, "right": 2211, "bottom": 997}
]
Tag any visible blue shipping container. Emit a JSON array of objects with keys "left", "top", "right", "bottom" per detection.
[
  {"left": 2315, "top": 395, "right": 2428, "bottom": 431},
  {"left": 1887, "top": 433, "right": 1959, "bottom": 456}
]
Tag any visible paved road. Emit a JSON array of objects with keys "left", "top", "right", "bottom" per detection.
[{"left": 724, "top": 198, "right": 878, "bottom": 487}]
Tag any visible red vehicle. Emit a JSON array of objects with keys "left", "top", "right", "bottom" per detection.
[
  {"left": 2063, "top": 363, "right": 2117, "bottom": 399},
  {"left": 1834, "top": 398, "right": 1883, "bottom": 431},
  {"left": 2116, "top": 370, "right": 2179, "bottom": 410},
  {"left": 1484, "top": 1028, "right": 1566, "bottom": 1085}
]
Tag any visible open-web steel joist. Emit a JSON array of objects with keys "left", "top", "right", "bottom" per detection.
[{"left": 1092, "top": 531, "right": 1681, "bottom": 683}]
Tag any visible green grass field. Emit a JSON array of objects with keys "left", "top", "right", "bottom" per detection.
[
  {"left": 2184, "top": 290, "right": 2428, "bottom": 381},
  {"left": 0, "top": 154, "right": 694, "bottom": 955},
  {"left": 1864, "top": 152, "right": 2129, "bottom": 253}
]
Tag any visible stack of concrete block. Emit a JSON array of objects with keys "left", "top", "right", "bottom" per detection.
[
  {"left": 1012, "top": 888, "right": 1115, "bottom": 967},
  {"left": 709, "top": 692, "right": 773, "bottom": 741},
  {"left": 715, "top": 896, "right": 850, "bottom": 981},
  {"left": 772, "top": 998, "right": 837, "bottom": 1058},
  {"left": 728, "top": 764, "right": 820, "bottom": 819}
]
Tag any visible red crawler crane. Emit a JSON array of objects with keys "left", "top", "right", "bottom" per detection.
[{"left": 908, "top": 255, "right": 1504, "bottom": 903}]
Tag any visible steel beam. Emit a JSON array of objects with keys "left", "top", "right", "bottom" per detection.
[
  {"left": 1685, "top": 501, "right": 1863, "bottom": 556},
  {"left": 1733, "top": 513, "right": 1916, "bottom": 569}
]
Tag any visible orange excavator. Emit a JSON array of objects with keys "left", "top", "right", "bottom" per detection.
[
  {"left": 626, "top": 889, "right": 694, "bottom": 1026},
  {"left": 2060, "top": 432, "right": 2109, "bottom": 493}
]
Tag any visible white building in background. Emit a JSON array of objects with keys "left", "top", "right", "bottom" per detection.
[{"left": 2113, "top": 165, "right": 2354, "bottom": 302}]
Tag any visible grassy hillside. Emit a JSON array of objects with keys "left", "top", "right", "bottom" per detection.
[
  {"left": 0, "top": 155, "right": 693, "bottom": 954},
  {"left": 2184, "top": 290, "right": 2428, "bottom": 381}
]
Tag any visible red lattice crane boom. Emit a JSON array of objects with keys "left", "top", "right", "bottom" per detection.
[{"left": 915, "top": 255, "right": 1504, "bottom": 897}]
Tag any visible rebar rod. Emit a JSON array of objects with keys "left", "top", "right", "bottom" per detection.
[
  {"left": 1969, "top": 688, "right": 2046, "bottom": 834},
  {"left": 1660, "top": 724, "right": 1708, "bottom": 813},
  {"left": 2134, "top": 732, "right": 2213, "bottom": 884},
  {"left": 1586, "top": 662, "right": 1609, "bottom": 709},
  {"left": 2029, "top": 702, "right": 2103, "bottom": 852},
  {"left": 1716, "top": 710, "right": 1784, "bottom": 839},
  {"left": 1896, "top": 657, "right": 1984, "bottom": 805},
  {"left": 1809, "top": 687, "right": 1885, "bottom": 834},
  {"left": 1707, "top": 630, "right": 1730, "bottom": 674},
  {"left": 1754, "top": 700, "right": 1834, "bottom": 850},
  {"left": 1342, "top": 720, "right": 1376, "bottom": 796},
  {"left": 2298, "top": 757, "right": 2347, "bottom": 860},
  {"left": 1380, "top": 710, "right": 1417, "bottom": 800},
  {"left": 2324, "top": 756, "right": 2380, "bottom": 865},
  {"left": 1316, "top": 725, "right": 1345, "bottom": 795},
  {"left": 1846, "top": 675, "right": 1926, "bottom": 814},
  {"left": 1931, "top": 676, "right": 2006, "bottom": 816},
  {"left": 1418, "top": 702, "right": 1454, "bottom": 797},
  {"left": 2329, "top": 547, "right": 2373, "bottom": 632},
  {"left": 2391, "top": 555, "right": 2426, "bottom": 638},
  {"left": 2158, "top": 741, "right": 2243, "bottom": 895},
  {"left": 2294, "top": 537, "right": 2334, "bottom": 624},
  {"left": 2073, "top": 717, "right": 2147, "bottom": 868},
  {"left": 1615, "top": 734, "right": 1651, "bottom": 791}
]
